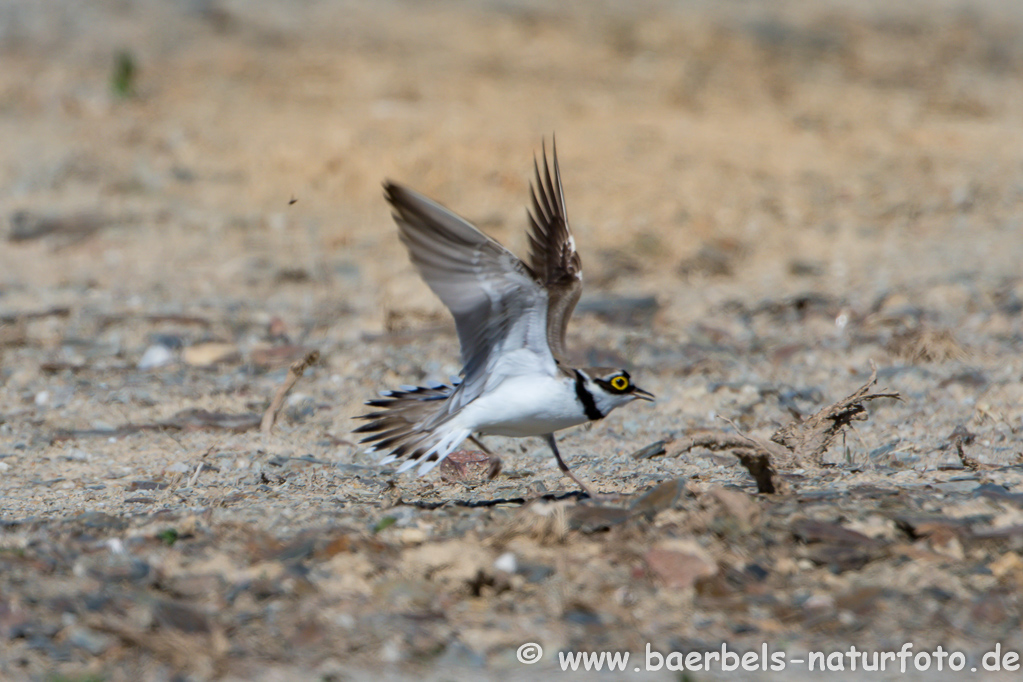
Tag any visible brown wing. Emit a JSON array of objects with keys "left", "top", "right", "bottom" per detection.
[{"left": 526, "top": 137, "right": 583, "bottom": 361}]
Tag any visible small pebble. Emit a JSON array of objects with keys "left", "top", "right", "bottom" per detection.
[
  {"left": 494, "top": 552, "right": 517, "bottom": 573},
  {"left": 138, "top": 344, "right": 174, "bottom": 369}
]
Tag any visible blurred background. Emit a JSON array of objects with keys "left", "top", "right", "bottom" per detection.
[{"left": 2, "top": 0, "right": 1021, "bottom": 338}]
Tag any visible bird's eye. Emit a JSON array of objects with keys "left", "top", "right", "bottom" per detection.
[{"left": 610, "top": 376, "right": 629, "bottom": 391}]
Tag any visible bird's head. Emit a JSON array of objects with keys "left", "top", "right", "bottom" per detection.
[{"left": 581, "top": 368, "right": 654, "bottom": 416}]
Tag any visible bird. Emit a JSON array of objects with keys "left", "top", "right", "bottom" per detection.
[{"left": 354, "top": 139, "right": 654, "bottom": 498}]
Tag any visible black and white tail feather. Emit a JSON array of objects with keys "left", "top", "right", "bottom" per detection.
[{"left": 353, "top": 379, "right": 465, "bottom": 475}]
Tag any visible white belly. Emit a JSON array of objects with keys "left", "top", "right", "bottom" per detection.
[{"left": 452, "top": 374, "right": 588, "bottom": 437}]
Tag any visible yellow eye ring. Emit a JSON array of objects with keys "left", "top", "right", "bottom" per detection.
[{"left": 610, "top": 376, "right": 629, "bottom": 391}]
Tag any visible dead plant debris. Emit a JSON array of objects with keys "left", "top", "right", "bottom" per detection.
[
  {"left": 261, "top": 349, "right": 320, "bottom": 434},
  {"left": 769, "top": 364, "right": 902, "bottom": 463}
]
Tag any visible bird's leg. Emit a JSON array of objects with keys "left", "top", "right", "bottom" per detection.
[
  {"left": 468, "top": 434, "right": 493, "bottom": 455},
  {"left": 543, "top": 433, "right": 607, "bottom": 501},
  {"left": 469, "top": 435, "right": 502, "bottom": 480}
]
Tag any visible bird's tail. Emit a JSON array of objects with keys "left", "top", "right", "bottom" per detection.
[{"left": 353, "top": 381, "right": 471, "bottom": 475}]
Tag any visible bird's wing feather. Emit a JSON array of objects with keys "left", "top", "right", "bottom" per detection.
[
  {"left": 526, "top": 138, "right": 582, "bottom": 361},
  {"left": 384, "top": 182, "right": 558, "bottom": 408}
]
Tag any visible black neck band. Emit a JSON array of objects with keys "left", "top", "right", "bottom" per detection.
[{"left": 574, "top": 370, "right": 605, "bottom": 421}]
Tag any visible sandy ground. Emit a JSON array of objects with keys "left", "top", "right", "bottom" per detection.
[{"left": 2, "top": 0, "right": 1023, "bottom": 680}]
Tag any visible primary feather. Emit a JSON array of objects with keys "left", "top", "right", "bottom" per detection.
[{"left": 526, "top": 138, "right": 582, "bottom": 362}]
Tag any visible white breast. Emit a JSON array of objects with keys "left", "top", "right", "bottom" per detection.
[{"left": 450, "top": 374, "right": 588, "bottom": 437}]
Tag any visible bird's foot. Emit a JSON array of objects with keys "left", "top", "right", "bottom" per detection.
[
  {"left": 486, "top": 454, "right": 502, "bottom": 480},
  {"left": 561, "top": 469, "right": 619, "bottom": 503}
]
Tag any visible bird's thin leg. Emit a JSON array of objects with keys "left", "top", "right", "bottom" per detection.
[
  {"left": 544, "top": 433, "right": 606, "bottom": 500},
  {"left": 469, "top": 434, "right": 502, "bottom": 479},
  {"left": 468, "top": 435, "right": 493, "bottom": 455}
]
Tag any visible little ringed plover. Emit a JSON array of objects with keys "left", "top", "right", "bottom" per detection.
[{"left": 355, "top": 139, "right": 653, "bottom": 497}]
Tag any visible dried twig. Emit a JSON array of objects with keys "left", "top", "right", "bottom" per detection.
[
  {"left": 770, "top": 363, "right": 901, "bottom": 463},
  {"left": 261, "top": 350, "right": 320, "bottom": 434},
  {"left": 720, "top": 417, "right": 796, "bottom": 462},
  {"left": 647, "top": 365, "right": 899, "bottom": 493},
  {"left": 735, "top": 450, "right": 788, "bottom": 494},
  {"left": 187, "top": 462, "right": 205, "bottom": 488},
  {"left": 719, "top": 416, "right": 791, "bottom": 494},
  {"left": 946, "top": 424, "right": 979, "bottom": 470}
]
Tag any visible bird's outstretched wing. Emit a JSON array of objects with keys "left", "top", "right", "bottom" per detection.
[
  {"left": 384, "top": 182, "right": 558, "bottom": 409},
  {"left": 526, "top": 138, "right": 582, "bottom": 361}
]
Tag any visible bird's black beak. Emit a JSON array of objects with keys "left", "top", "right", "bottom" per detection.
[{"left": 633, "top": 386, "right": 655, "bottom": 402}]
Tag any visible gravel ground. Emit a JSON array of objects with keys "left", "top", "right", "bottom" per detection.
[{"left": 1, "top": 0, "right": 1023, "bottom": 680}]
